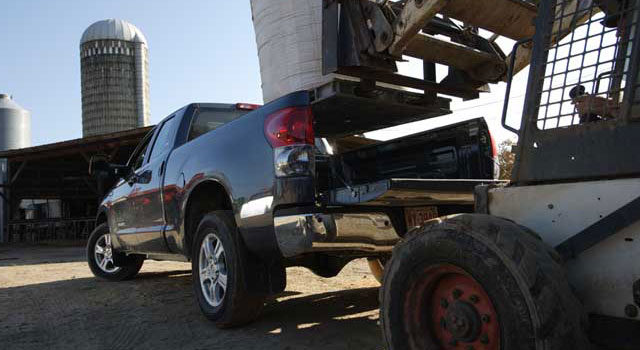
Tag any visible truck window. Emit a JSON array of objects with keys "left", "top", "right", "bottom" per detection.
[
  {"left": 148, "top": 116, "right": 177, "bottom": 161},
  {"left": 188, "top": 107, "right": 248, "bottom": 141},
  {"left": 129, "top": 131, "right": 154, "bottom": 170}
]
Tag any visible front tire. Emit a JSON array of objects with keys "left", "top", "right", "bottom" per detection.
[
  {"left": 191, "top": 211, "right": 265, "bottom": 327},
  {"left": 380, "top": 214, "right": 591, "bottom": 350},
  {"left": 87, "top": 223, "right": 144, "bottom": 281}
]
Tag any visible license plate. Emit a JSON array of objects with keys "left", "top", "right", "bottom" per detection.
[{"left": 405, "top": 206, "right": 439, "bottom": 228}]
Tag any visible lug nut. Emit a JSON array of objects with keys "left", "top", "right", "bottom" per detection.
[
  {"left": 452, "top": 289, "right": 463, "bottom": 299},
  {"left": 481, "top": 314, "right": 491, "bottom": 323},
  {"left": 469, "top": 294, "right": 479, "bottom": 304},
  {"left": 480, "top": 333, "right": 489, "bottom": 344},
  {"left": 440, "top": 298, "right": 449, "bottom": 308}
]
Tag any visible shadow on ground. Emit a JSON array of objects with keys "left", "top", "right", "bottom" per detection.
[
  {"left": 0, "top": 245, "right": 86, "bottom": 266},
  {"left": 0, "top": 267, "right": 382, "bottom": 350}
]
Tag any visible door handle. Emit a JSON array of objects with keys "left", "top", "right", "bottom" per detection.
[{"left": 159, "top": 161, "right": 165, "bottom": 176}]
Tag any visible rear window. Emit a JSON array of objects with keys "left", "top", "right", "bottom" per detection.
[{"left": 188, "top": 107, "right": 249, "bottom": 141}]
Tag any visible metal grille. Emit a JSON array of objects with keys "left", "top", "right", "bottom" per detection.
[{"left": 536, "top": 0, "right": 640, "bottom": 130}]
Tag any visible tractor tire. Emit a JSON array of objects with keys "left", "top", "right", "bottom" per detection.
[
  {"left": 191, "top": 210, "right": 266, "bottom": 328},
  {"left": 380, "top": 214, "right": 591, "bottom": 350}
]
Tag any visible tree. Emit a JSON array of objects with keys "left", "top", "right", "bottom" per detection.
[{"left": 497, "top": 139, "right": 516, "bottom": 181}]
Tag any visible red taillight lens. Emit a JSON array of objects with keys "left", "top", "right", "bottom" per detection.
[
  {"left": 489, "top": 131, "right": 497, "bottom": 159},
  {"left": 236, "top": 103, "right": 261, "bottom": 111},
  {"left": 264, "top": 107, "right": 314, "bottom": 147}
]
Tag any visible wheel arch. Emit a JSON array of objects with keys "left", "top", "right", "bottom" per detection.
[
  {"left": 182, "top": 179, "right": 234, "bottom": 258},
  {"left": 96, "top": 206, "right": 109, "bottom": 226}
]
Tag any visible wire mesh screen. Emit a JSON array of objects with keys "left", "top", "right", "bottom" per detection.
[{"left": 536, "top": 0, "right": 640, "bottom": 130}]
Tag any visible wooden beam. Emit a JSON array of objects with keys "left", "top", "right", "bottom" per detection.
[
  {"left": 10, "top": 161, "right": 27, "bottom": 185},
  {"left": 79, "top": 151, "right": 91, "bottom": 163},
  {"left": 405, "top": 34, "right": 507, "bottom": 82},
  {"left": 337, "top": 67, "right": 479, "bottom": 99},
  {"left": 440, "top": 0, "right": 536, "bottom": 41},
  {"left": 389, "top": 0, "right": 449, "bottom": 56}
]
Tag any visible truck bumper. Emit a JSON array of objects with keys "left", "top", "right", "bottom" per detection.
[{"left": 273, "top": 212, "right": 400, "bottom": 258}]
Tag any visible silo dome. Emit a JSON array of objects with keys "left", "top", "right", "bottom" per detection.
[
  {"left": 80, "top": 19, "right": 147, "bottom": 45},
  {"left": 0, "top": 94, "right": 31, "bottom": 151},
  {"left": 79, "top": 19, "right": 150, "bottom": 137}
]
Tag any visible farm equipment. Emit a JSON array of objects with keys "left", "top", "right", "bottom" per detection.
[{"left": 342, "top": 0, "right": 640, "bottom": 349}]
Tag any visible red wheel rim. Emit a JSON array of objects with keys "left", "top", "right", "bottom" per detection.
[{"left": 404, "top": 264, "right": 500, "bottom": 350}]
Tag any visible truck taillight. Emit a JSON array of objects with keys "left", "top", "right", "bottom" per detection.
[
  {"left": 265, "top": 107, "right": 315, "bottom": 177},
  {"left": 489, "top": 131, "right": 500, "bottom": 180},
  {"left": 264, "top": 107, "right": 314, "bottom": 147},
  {"left": 489, "top": 131, "right": 497, "bottom": 159}
]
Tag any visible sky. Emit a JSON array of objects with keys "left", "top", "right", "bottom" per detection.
[{"left": 0, "top": 0, "right": 527, "bottom": 147}]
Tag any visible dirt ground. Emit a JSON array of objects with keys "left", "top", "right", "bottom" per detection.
[{"left": 0, "top": 244, "right": 382, "bottom": 350}]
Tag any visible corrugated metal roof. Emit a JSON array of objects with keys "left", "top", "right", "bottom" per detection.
[
  {"left": 80, "top": 19, "right": 147, "bottom": 45},
  {"left": 0, "top": 126, "right": 153, "bottom": 160}
]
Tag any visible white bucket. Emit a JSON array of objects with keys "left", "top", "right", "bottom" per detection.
[{"left": 250, "top": 0, "right": 334, "bottom": 103}]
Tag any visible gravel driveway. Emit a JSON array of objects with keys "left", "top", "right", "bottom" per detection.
[{"left": 0, "top": 245, "right": 382, "bottom": 350}]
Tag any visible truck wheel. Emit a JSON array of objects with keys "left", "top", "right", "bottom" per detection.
[
  {"left": 380, "top": 214, "right": 591, "bottom": 350},
  {"left": 87, "top": 223, "right": 144, "bottom": 281},
  {"left": 191, "top": 211, "right": 265, "bottom": 327},
  {"left": 367, "top": 257, "right": 389, "bottom": 284}
]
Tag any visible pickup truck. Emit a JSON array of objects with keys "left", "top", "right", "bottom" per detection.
[{"left": 87, "top": 89, "right": 498, "bottom": 327}]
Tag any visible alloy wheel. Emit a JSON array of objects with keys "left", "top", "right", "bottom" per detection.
[
  {"left": 199, "top": 233, "right": 228, "bottom": 308},
  {"left": 94, "top": 233, "right": 121, "bottom": 274}
]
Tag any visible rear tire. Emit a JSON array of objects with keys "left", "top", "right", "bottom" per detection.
[
  {"left": 380, "top": 214, "right": 591, "bottom": 350},
  {"left": 191, "top": 211, "right": 265, "bottom": 327},
  {"left": 87, "top": 223, "right": 144, "bottom": 281}
]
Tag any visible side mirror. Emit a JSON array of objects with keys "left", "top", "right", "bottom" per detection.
[{"left": 89, "top": 155, "right": 130, "bottom": 178}]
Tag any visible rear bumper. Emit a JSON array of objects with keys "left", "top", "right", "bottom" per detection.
[{"left": 273, "top": 212, "right": 400, "bottom": 258}]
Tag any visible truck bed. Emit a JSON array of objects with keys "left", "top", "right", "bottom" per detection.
[{"left": 315, "top": 117, "right": 498, "bottom": 199}]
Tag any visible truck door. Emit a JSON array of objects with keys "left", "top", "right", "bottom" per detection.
[
  {"left": 129, "top": 115, "right": 179, "bottom": 253},
  {"left": 113, "top": 130, "right": 155, "bottom": 250}
]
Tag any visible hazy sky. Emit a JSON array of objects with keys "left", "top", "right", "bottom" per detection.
[{"left": 1, "top": 0, "right": 526, "bottom": 147}]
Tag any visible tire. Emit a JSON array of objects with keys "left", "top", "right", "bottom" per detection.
[
  {"left": 87, "top": 223, "right": 144, "bottom": 281},
  {"left": 380, "top": 214, "right": 591, "bottom": 350},
  {"left": 191, "top": 211, "right": 265, "bottom": 327},
  {"left": 367, "top": 257, "right": 389, "bottom": 284}
]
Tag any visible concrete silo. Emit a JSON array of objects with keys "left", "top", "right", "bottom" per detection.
[
  {"left": 0, "top": 93, "right": 31, "bottom": 242},
  {"left": 80, "top": 19, "right": 150, "bottom": 137}
]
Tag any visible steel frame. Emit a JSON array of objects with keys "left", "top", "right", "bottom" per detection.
[{"left": 512, "top": 0, "right": 640, "bottom": 184}]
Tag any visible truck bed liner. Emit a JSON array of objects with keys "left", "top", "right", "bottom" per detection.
[{"left": 326, "top": 178, "right": 506, "bottom": 206}]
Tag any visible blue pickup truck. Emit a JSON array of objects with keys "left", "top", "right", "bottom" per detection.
[{"left": 87, "top": 89, "right": 498, "bottom": 327}]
